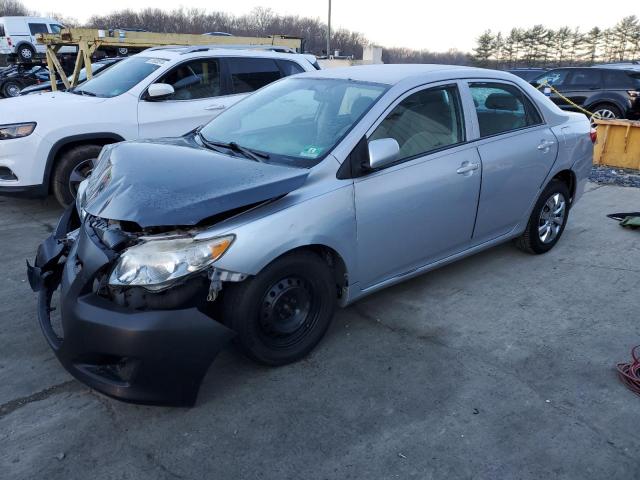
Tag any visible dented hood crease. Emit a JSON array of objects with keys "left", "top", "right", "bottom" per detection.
[{"left": 83, "top": 137, "right": 309, "bottom": 227}]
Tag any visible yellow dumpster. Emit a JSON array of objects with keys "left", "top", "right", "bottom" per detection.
[{"left": 593, "top": 119, "right": 640, "bottom": 170}]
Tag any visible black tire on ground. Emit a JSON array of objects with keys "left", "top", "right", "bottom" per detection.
[
  {"left": 515, "top": 179, "right": 571, "bottom": 255},
  {"left": 17, "top": 44, "right": 35, "bottom": 62},
  {"left": 2, "top": 80, "right": 22, "bottom": 97},
  {"left": 220, "top": 251, "right": 337, "bottom": 366},
  {"left": 590, "top": 102, "right": 623, "bottom": 120},
  {"left": 51, "top": 144, "right": 103, "bottom": 207}
]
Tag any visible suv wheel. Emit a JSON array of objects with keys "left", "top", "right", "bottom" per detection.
[
  {"left": 17, "top": 45, "right": 35, "bottom": 62},
  {"left": 52, "top": 145, "right": 103, "bottom": 207},
  {"left": 2, "top": 80, "right": 22, "bottom": 97},
  {"left": 220, "top": 251, "right": 337, "bottom": 366},
  {"left": 591, "top": 103, "right": 622, "bottom": 121},
  {"left": 515, "top": 179, "right": 570, "bottom": 254}
]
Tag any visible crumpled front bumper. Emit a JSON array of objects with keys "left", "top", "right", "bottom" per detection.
[{"left": 27, "top": 209, "right": 235, "bottom": 407}]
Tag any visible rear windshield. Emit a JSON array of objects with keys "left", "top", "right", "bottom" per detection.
[{"left": 72, "top": 56, "right": 167, "bottom": 98}]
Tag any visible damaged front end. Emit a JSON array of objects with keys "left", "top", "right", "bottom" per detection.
[{"left": 27, "top": 208, "right": 241, "bottom": 407}]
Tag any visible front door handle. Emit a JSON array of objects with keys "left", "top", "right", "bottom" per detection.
[
  {"left": 456, "top": 161, "right": 479, "bottom": 175},
  {"left": 537, "top": 139, "right": 555, "bottom": 152},
  {"left": 205, "top": 104, "right": 226, "bottom": 111}
]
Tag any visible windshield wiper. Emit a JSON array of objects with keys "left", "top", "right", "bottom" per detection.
[
  {"left": 69, "top": 89, "right": 97, "bottom": 97},
  {"left": 198, "top": 132, "right": 269, "bottom": 162}
]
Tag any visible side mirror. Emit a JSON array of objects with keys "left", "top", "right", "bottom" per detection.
[
  {"left": 367, "top": 138, "right": 400, "bottom": 170},
  {"left": 147, "top": 83, "right": 175, "bottom": 100}
]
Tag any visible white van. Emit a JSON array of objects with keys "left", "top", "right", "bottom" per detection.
[{"left": 0, "top": 16, "right": 72, "bottom": 61}]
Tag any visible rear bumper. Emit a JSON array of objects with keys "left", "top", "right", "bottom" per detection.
[{"left": 28, "top": 210, "right": 235, "bottom": 406}]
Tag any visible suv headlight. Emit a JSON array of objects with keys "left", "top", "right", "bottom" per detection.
[
  {"left": 109, "top": 235, "right": 235, "bottom": 288},
  {"left": 0, "top": 122, "right": 36, "bottom": 140}
]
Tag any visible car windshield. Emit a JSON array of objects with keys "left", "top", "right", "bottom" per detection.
[
  {"left": 73, "top": 56, "right": 168, "bottom": 98},
  {"left": 199, "top": 77, "right": 388, "bottom": 167}
]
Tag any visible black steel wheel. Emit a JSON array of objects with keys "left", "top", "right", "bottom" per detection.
[{"left": 221, "top": 251, "right": 336, "bottom": 365}]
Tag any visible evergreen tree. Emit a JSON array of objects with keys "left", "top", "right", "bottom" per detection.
[{"left": 473, "top": 30, "right": 495, "bottom": 67}]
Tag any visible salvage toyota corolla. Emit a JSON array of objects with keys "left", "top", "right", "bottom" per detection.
[{"left": 27, "top": 65, "right": 593, "bottom": 406}]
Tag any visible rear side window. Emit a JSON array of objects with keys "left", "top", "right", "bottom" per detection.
[
  {"left": 565, "top": 69, "right": 602, "bottom": 89},
  {"left": 28, "top": 23, "right": 48, "bottom": 35},
  {"left": 0, "top": 23, "right": 5, "bottom": 37},
  {"left": 470, "top": 82, "right": 542, "bottom": 138},
  {"left": 157, "top": 59, "right": 221, "bottom": 100},
  {"left": 630, "top": 73, "right": 640, "bottom": 89},
  {"left": 49, "top": 24, "right": 63, "bottom": 34},
  {"left": 370, "top": 85, "right": 465, "bottom": 162},
  {"left": 603, "top": 70, "right": 633, "bottom": 89},
  {"left": 278, "top": 60, "right": 305, "bottom": 76},
  {"left": 227, "top": 57, "right": 282, "bottom": 94}
]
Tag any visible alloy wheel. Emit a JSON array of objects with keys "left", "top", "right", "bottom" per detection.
[
  {"left": 538, "top": 193, "right": 566, "bottom": 244},
  {"left": 5, "top": 82, "right": 21, "bottom": 97}
]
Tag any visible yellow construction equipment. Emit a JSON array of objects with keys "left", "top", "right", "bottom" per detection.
[
  {"left": 593, "top": 119, "right": 640, "bottom": 170},
  {"left": 37, "top": 28, "right": 303, "bottom": 91}
]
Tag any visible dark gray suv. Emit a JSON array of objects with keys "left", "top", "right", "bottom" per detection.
[{"left": 531, "top": 67, "right": 640, "bottom": 120}]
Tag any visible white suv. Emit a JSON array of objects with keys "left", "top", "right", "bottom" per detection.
[{"left": 0, "top": 47, "right": 318, "bottom": 205}]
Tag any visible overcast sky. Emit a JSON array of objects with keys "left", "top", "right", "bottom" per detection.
[{"left": 24, "top": 0, "right": 637, "bottom": 52}]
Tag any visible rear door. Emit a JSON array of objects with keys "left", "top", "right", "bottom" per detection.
[
  {"left": 466, "top": 81, "right": 559, "bottom": 243},
  {"left": 556, "top": 68, "right": 603, "bottom": 111},
  {"left": 0, "top": 20, "right": 8, "bottom": 54}
]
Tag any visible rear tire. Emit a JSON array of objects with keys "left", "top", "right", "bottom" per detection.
[
  {"left": 590, "top": 103, "right": 622, "bottom": 121},
  {"left": 220, "top": 251, "right": 337, "bottom": 366},
  {"left": 17, "top": 44, "right": 35, "bottom": 62},
  {"left": 515, "top": 179, "right": 570, "bottom": 254},
  {"left": 51, "top": 145, "right": 103, "bottom": 207}
]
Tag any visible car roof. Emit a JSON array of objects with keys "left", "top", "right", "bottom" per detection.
[
  {"left": 141, "top": 46, "right": 309, "bottom": 62},
  {"left": 293, "top": 64, "right": 516, "bottom": 86}
]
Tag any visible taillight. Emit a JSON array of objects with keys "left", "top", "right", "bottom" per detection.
[
  {"left": 7, "top": 37, "right": 12, "bottom": 47},
  {"left": 628, "top": 90, "right": 640, "bottom": 98},
  {"left": 590, "top": 128, "right": 597, "bottom": 144}
]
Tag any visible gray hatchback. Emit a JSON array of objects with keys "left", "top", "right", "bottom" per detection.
[{"left": 29, "top": 65, "right": 593, "bottom": 405}]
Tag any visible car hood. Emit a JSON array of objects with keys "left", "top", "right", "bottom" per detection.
[
  {"left": 82, "top": 137, "right": 310, "bottom": 228},
  {"left": 0, "top": 91, "right": 107, "bottom": 123}
]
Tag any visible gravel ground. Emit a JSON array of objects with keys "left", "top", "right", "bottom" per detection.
[{"left": 590, "top": 166, "right": 640, "bottom": 188}]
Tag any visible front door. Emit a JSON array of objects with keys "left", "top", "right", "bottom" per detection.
[
  {"left": 354, "top": 83, "right": 481, "bottom": 288},
  {"left": 467, "top": 81, "right": 559, "bottom": 243},
  {"left": 138, "top": 58, "right": 239, "bottom": 138}
]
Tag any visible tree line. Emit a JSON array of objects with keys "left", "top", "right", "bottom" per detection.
[{"left": 474, "top": 16, "right": 640, "bottom": 68}]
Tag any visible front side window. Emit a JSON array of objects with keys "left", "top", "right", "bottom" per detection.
[
  {"left": 200, "top": 77, "right": 387, "bottom": 167},
  {"left": 532, "top": 69, "right": 570, "bottom": 87},
  {"left": 370, "top": 85, "right": 464, "bottom": 162},
  {"left": 470, "top": 82, "right": 542, "bottom": 138},
  {"left": 565, "top": 69, "right": 602, "bottom": 89},
  {"left": 227, "top": 57, "right": 282, "bottom": 94},
  {"left": 156, "top": 59, "right": 221, "bottom": 100},
  {"left": 28, "top": 23, "right": 48, "bottom": 35},
  {"left": 72, "top": 56, "right": 167, "bottom": 98}
]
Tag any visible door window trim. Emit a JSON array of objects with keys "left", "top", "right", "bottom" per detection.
[
  {"left": 139, "top": 56, "right": 226, "bottom": 102},
  {"left": 362, "top": 81, "right": 469, "bottom": 171},
  {"left": 463, "top": 79, "right": 546, "bottom": 142}
]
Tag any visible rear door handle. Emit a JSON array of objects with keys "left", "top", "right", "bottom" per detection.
[
  {"left": 456, "top": 161, "right": 479, "bottom": 175},
  {"left": 205, "top": 104, "right": 226, "bottom": 111},
  {"left": 537, "top": 140, "right": 555, "bottom": 151}
]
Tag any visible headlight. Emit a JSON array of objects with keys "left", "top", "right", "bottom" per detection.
[
  {"left": 109, "top": 235, "right": 235, "bottom": 288},
  {"left": 0, "top": 122, "right": 36, "bottom": 140}
]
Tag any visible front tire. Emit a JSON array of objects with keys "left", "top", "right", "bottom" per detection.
[
  {"left": 220, "top": 251, "right": 337, "bottom": 366},
  {"left": 51, "top": 145, "right": 103, "bottom": 207},
  {"left": 515, "top": 179, "right": 570, "bottom": 254},
  {"left": 2, "top": 80, "right": 22, "bottom": 97}
]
